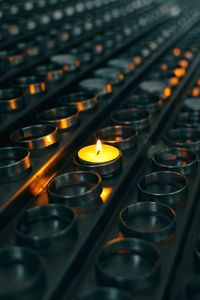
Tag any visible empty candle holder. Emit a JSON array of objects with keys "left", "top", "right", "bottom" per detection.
[
  {"left": 36, "top": 63, "right": 64, "bottom": 81},
  {"left": 15, "top": 204, "right": 77, "bottom": 250},
  {"left": 94, "top": 67, "right": 125, "bottom": 85},
  {"left": 10, "top": 124, "right": 58, "bottom": 151},
  {"left": 75, "top": 288, "right": 132, "bottom": 300},
  {"left": 119, "top": 202, "right": 176, "bottom": 242},
  {"left": 37, "top": 106, "right": 79, "bottom": 130},
  {"left": 74, "top": 142, "right": 122, "bottom": 177},
  {"left": 183, "top": 98, "right": 200, "bottom": 112},
  {"left": 96, "top": 238, "right": 160, "bottom": 292},
  {"left": 138, "top": 171, "right": 188, "bottom": 207},
  {"left": 13, "top": 75, "right": 46, "bottom": 94},
  {"left": 165, "top": 128, "right": 200, "bottom": 151},
  {"left": 50, "top": 54, "right": 80, "bottom": 71},
  {"left": 152, "top": 147, "right": 198, "bottom": 175},
  {"left": 47, "top": 171, "right": 102, "bottom": 214},
  {"left": 60, "top": 91, "right": 97, "bottom": 112},
  {"left": 0, "top": 49, "right": 24, "bottom": 65},
  {"left": 107, "top": 58, "right": 135, "bottom": 74},
  {"left": 79, "top": 78, "right": 112, "bottom": 97},
  {"left": 0, "top": 88, "right": 25, "bottom": 112},
  {"left": 96, "top": 125, "right": 137, "bottom": 150},
  {"left": 0, "top": 147, "right": 31, "bottom": 181},
  {"left": 0, "top": 247, "right": 45, "bottom": 300},
  {"left": 176, "top": 112, "right": 200, "bottom": 128},
  {"left": 139, "top": 80, "right": 165, "bottom": 96},
  {"left": 112, "top": 108, "right": 152, "bottom": 130},
  {"left": 125, "top": 93, "right": 163, "bottom": 113}
]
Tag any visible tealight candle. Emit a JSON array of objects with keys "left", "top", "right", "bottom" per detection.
[
  {"left": 75, "top": 140, "right": 122, "bottom": 176},
  {"left": 78, "top": 140, "right": 120, "bottom": 164}
]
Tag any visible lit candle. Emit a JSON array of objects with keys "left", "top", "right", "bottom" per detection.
[{"left": 78, "top": 140, "right": 120, "bottom": 164}]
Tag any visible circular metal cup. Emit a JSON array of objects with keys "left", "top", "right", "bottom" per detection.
[
  {"left": 152, "top": 147, "right": 198, "bottom": 175},
  {"left": 47, "top": 171, "right": 102, "bottom": 214},
  {"left": 138, "top": 171, "right": 188, "bottom": 207},
  {"left": 183, "top": 98, "right": 200, "bottom": 112},
  {"left": 139, "top": 80, "right": 165, "bottom": 96},
  {"left": 10, "top": 124, "right": 58, "bottom": 151},
  {"left": 37, "top": 106, "right": 79, "bottom": 130},
  {"left": 112, "top": 108, "right": 152, "bottom": 130},
  {"left": 165, "top": 128, "right": 200, "bottom": 151},
  {"left": 107, "top": 59, "right": 135, "bottom": 74},
  {"left": 36, "top": 63, "right": 64, "bottom": 81},
  {"left": 13, "top": 76, "right": 46, "bottom": 94},
  {"left": 176, "top": 112, "right": 200, "bottom": 129},
  {"left": 125, "top": 94, "right": 163, "bottom": 113},
  {"left": 79, "top": 78, "right": 112, "bottom": 97},
  {"left": 50, "top": 54, "right": 80, "bottom": 71},
  {"left": 0, "top": 247, "right": 45, "bottom": 300},
  {"left": 60, "top": 91, "right": 97, "bottom": 112},
  {"left": 96, "top": 238, "right": 160, "bottom": 292},
  {"left": 74, "top": 150, "right": 122, "bottom": 177},
  {"left": 0, "top": 88, "right": 25, "bottom": 112},
  {"left": 0, "top": 147, "right": 31, "bottom": 180},
  {"left": 15, "top": 204, "right": 77, "bottom": 250},
  {"left": 119, "top": 202, "right": 176, "bottom": 242},
  {"left": 96, "top": 126, "right": 137, "bottom": 150},
  {"left": 75, "top": 287, "right": 132, "bottom": 300},
  {"left": 94, "top": 67, "right": 125, "bottom": 85}
]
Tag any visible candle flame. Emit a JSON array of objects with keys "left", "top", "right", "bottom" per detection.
[{"left": 96, "top": 139, "right": 102, "bottom": 155}]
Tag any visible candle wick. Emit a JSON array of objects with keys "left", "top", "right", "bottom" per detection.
[{"left": 97, "top": 150, "right": 100, "bottom": 155}]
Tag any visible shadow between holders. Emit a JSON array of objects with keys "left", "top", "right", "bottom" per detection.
[
  {"left": 10, "top": 124, "right": 58, "bottom": 151},
  {"left": 112, "top": 108, "right": 152, "bottom": 131},
  {"left": 47, "top": 171, "right": 102, "bottom": 214},
  {"left": 15, "top": 204, "right": 77, "bottom": 250},
  {"left": 119, "top": 202, "right": 176, "bottom": 242},
  {"left": 165, "top": 128, "right": 200, "bottom": 151},
  {"left": 37, "top": 106, "right": 79, "bottom": 131},
  {"left": 75, "top": 287, "right": 132, "bottom": 300},
  {"left": 0, "top": 88, "right": 25, "bottom": 112},
  {"left": 138, "top": 171, "right": 188, "bottom": 207},
  {"left": 96, "top": 238, "right": 160, "bottom": 292},
  {"left": 0, "top": 147, "right": 31, "bottom": 181},
  {"left": 60, "top": 91, "right": 97, "bottom": 112},
  {"left": 96, "top": 125, "right": 137, "bottom": 150},
  {"left": 152, "top": 147, "right": 198, "bottom": 175},
  {"left": 0, "top": 246, "right": 45, "bottom": 300}
]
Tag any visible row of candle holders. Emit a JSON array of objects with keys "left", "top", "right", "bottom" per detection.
[
  {"left": 70, "top": 55, "right": 200, "bottom": 300},
  {"left": 0, "top": 0, "right": 128, "bottom": 41},
  {"left": 0, "top": 5, "right": 199, "bottom": 300},
  {"left": 0, "top": 2, "right": 168, "bottom": 74}
]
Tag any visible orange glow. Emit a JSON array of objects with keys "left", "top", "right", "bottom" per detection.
[
  {"left": 169, "top": 77, "right": 179, "bottom": 86},
  {"left": 173, "top": 48, "right": 181, "bottom": 57},
  {"left": 100, "top": 187, "right": 113, "bottom": 203},
  {"left": 106, "top": 83, "right": 112, "bottom": 94},
  {"left": 178, "top": 59, "right": 189, "bottom": 68},
  {"left": 134, "top": 56, "right": 142, "bottom": 65},
  {"left": 196, "top": 79, "right": 200, "bottom": 86},
  {"left": 192, "top": 87, "right": 200, "bottom": 97},
  {"left": 128, "top": 62, "right": 135, "bottom": 71},
  {"left": 174, "top": 68, "right": 186, "bottom": 78},
  {"left": 160, "top": 63, "right": 168, "bottom": 71},
  {"left": 96, "top": 139, "right": 102, "bottom": 154},
  {"left": 164, "top": 86, "right": 172, "bottom": 98},
  {"left": 118, "top": 72, "right": 125, "bottom": 81}
]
